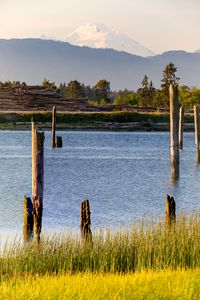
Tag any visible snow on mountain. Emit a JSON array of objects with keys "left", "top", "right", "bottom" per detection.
[{"left": 67, "top": 23, "right": 155, "bottom": 57}]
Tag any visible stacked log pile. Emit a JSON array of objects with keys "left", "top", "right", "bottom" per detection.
[{"left": 0, "top": 86, "right": 93, "bottom": 111}]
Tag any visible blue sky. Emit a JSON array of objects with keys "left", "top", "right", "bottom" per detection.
[{"left": 0, "top": 0, "right": 199, "bottom": 53}]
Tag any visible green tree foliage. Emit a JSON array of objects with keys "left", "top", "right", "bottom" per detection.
[
  {"left": 0, "top": 81, "right": 22, "bottom": 88},
  {"left": 94, "top": 79, "right": 110, "bottom": 102},
  {"left": 137, "top": 75, "right": 156, "bottom": 107},
  {"left": 65, "top": 80, "right": 85, "bottom": 98},
  {"left": 179, "top": 86, "right": 200, "bottom": 109},
  {"left": 42, "top": 78, "right": 57, "bottom": 89},
  {"left": 113, "top": 89, "right": 138, "bottom": 106},
  {"left": 161, "top": 62, "right": 180, "bottom": 104}
]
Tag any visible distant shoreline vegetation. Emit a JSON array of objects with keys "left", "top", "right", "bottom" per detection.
[
  {"left": 0, "top": 111, "right": 194, "bottom": 132},
  {"left": 1, "top": 63, "right": 200, "bottom": 110}
]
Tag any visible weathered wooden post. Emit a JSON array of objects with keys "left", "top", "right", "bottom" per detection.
[
  {"left": 165, "top": 194, "right": 176, "bottom": 225},
  {"left": 194, "top": 105, "right": 199, "bottom": 149},
  {"left": 52, "top": 106, "right": 56, "bottom": 148},
  {"left": 32, "top": 121, "right": 44, "bottom": 243},
  {"left": 194, "top": 106, "right": 200, "bottom": 163},
  {"left": 80, "top": 199, "right": 92, "bottom": 244},
  {"left": 23, "top": 195, "right": 33, "bottom": 241},
  {"left": 170, "top": 84, "right": 179, "bottom": 181},
  {"left": 179, "top": 106, "right": 184, "bottom": 149}
]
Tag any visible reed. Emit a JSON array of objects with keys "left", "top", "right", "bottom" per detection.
[{"left": 0, "top": 213, "right": 200, "bottom": 276}]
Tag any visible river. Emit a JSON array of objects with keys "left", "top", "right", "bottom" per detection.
[{"left": 0, "top": 131, "right": 199, "bottom": 240}]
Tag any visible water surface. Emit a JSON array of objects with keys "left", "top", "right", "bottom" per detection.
[{"left": 0, "top": 131, "right": 199, "bottom": 239}]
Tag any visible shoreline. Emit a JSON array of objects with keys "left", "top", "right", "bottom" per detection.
[
  {"left": 0, "top": 122, "right": 194, "bottom": 131},
  {"left": 0, "top": 110, "right": 194, "bottom": 131}
]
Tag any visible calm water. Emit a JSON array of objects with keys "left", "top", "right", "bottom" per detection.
[{"left": 0, "top": 130, "right": 200, "bottom": 239}]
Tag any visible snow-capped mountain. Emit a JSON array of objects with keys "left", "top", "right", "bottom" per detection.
[{"left": 67, "top": 23, "right": 155, "bottom": 57}]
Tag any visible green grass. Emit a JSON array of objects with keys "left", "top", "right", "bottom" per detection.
[
  {"left": 1, "top": 270, "right": 200, "bottom": 299},
  {"left": 0, "top": 111, "right": 194, "bottom": 125},
  {"left": 1, "top": 213, "right": 200, "bottom": 276},
  {"left": 1, "top": 214, "right": 200, "bottom": 299}
]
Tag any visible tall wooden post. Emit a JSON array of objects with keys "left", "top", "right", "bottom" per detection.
[
  {"left": 32, "top": 121, "right": 44, "bottom": 243},
  {"left": 194, "top": 106, "right": 199, "bottom": 149},
  {"left": 52, "top": 106, "right": 56, "bottom": 148},
  {"left": 80, "top": 200, "right": 92, "bottom": 244},
  {"left": 165, "top": 194, "right": 176, "bottom": 225},
  {"left": 23, "top": 195, "right": 33, "bottom": 241},
  {"left": 170, "top": 84, "right": 179, "bottom": 181},
  {"left": 179, "top": 106, "right": 184, "bottom": 149}
]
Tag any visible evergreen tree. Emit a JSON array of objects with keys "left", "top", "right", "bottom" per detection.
[
  {"left": 84, "top": 85, "right": 94, "bottom": 99},
  {"left": 149, "top": 81, "right": 156, "bottom": 103},
  {"left": 58, "top": 82, "right": 67, "bottom": 96},
  {"left": 161, "top": 62, "right": 180, "bottom": 102},
  {"left": 139, "top": 75, "right": 150, "bottom": 106},
  {"left": 65, "top": 80, "right": 85, "bottom": 98},
  {"left": 42, "top": 78, "right": 57, "bottom": 89},
  {"left": 94, "top": 79, "right": 110, "bottom": 102}
]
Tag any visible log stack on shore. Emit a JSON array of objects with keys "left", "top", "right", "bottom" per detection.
[{"left": 0, "top": 86, "right": 93, "bottom": 111}]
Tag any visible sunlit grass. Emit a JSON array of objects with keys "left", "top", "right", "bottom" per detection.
[
  {"left": 0, "top": 270, "right": 200, "bottom": 300},
  {"left": 1, "top": 213, "right": 200, "bottom": 276}
]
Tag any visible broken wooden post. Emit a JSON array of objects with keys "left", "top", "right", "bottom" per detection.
[
  {"left": 52, "top": 106, "right": 56, "bottom": 148},
  {"left": 56, "top": 136, "right": 62, "bottom": 148},
  {"left": 32, "top": 121, "right": 44, "bottom": 243},
  {"left": 170, "top": 84, "right": 179, "bottom": 181},
  {"left": 23, "top": 195, "right": 33, "bottom": 242},
  {"left": 179, "top": 106, "right": 184, "bottom": 149},
  {"left": 165, "top": 194, "right": 176, "bottom": 225},
  {"left": 80, "top": 199, "right": 92, "bottom": 244}
]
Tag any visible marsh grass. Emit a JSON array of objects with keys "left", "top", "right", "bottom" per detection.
[{"left": 0, "top": 213, "right": 200, "bottom": 277}]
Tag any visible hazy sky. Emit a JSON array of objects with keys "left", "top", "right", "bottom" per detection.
[{"left": 0, "top": 0, "right": 199, "bottom": 53}]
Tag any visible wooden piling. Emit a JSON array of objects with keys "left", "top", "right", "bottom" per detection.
[
  {"left": 80, "top": 200, "right": 92, "bottom": 244},
  {"left": 169, "top": 84, "right": 179, "bottom": 181},
  {"left": 52, "top": 106, "right": 56, "bottom": 148},
  {"left": 56, "top": 136, "right": 62, "bottom": 148},
  {"left": 32, "top": 121, "right": 44, "bottom": 243},
  {"left": 194, "top": 105, "right": 199, "bottom": 149},
  {"left": 165, "top": 194, "right": 176, "bottom": 225},
  {"left": 23, "top": 195, "right": 33, "bottom": 241},
  {"left": 179, "top": 106, "right": 184, "bottom": 149}
]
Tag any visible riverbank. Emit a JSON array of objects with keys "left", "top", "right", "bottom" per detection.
[{"left": 0, "top": 111, "right": 194, "bottom": 131}]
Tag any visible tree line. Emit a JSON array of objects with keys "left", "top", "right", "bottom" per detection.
[{"left": 1, "top": 63, "right": 200, "bottom": 109}]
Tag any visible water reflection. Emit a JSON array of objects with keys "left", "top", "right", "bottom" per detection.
[
  {"left": 170, "top": 146, "right": 179, "bottom": 185},
  {"left": 196, "top": 147, "right": 200, "bottom": 165}
]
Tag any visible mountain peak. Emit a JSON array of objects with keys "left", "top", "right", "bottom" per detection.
[{"left": 67, "top": 23, "right": 155, "bottom": 57}]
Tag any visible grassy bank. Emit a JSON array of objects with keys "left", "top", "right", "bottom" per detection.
[
  {"left": 1, "top": 270, "right": 200, "bottom": 299},
  {"left": 1, "top": 213, "right": 200, "bottom": 276},
  {"left": 0, "top": 111, "right": 194, "bottom": 125}
]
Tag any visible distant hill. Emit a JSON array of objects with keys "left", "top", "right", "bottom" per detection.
[{"left": 0, "top": 39, "right": 200, "bottom": 90}]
